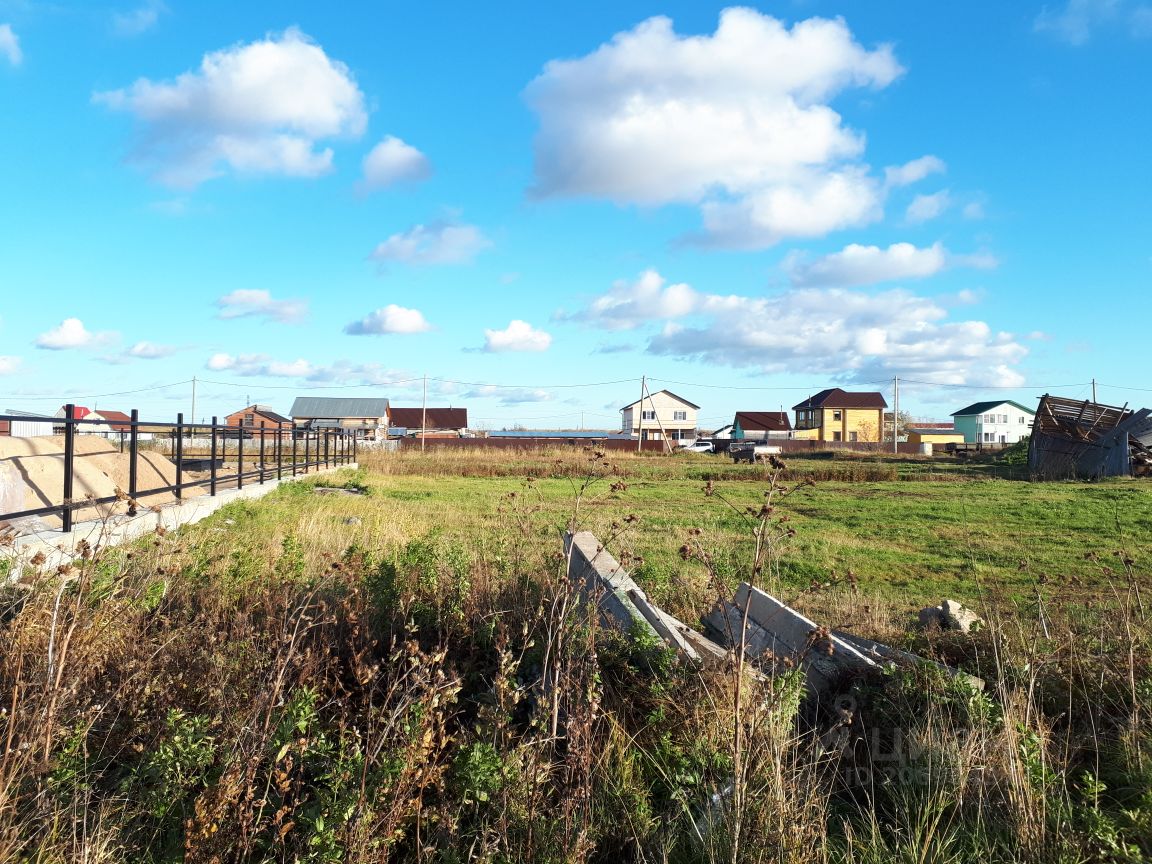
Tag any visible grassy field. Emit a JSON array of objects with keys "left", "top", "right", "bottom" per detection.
[{"left": 1, "top": 446, "right": 1150, "bottom": 862}]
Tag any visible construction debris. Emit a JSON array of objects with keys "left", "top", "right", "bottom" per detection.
[
  {"left": 565, "top": 531, "right": 982, "bottom": 695},
  {"left": 919, "top": 599, "right": 983, "bottom": 633},
  {"left": 1029, "top": 394, "right": 1152, "bottom": 480}
]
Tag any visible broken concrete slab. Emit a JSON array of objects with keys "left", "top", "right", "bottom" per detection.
[
  {"left": 941, "top": 599, "right": 982, "bottom": 633},
  {"left": 704, "top": 582, "right": 879, "bottom": 693},
  {"left": 565, "top": 530, "right": 728, "bottom": 664},
  {"left": 833, "top": 630, "right": 985, "bottom": 692}
]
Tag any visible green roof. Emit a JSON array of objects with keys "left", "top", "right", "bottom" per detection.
[{"left": 951, "top": 399, "right": 1035, "bottom": 417}]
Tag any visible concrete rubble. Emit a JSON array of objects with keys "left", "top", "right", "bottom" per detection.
[
  {"left": 565, "top": 530, "right": 982, "bottom": 694},
  {"left": 919, "top": 598, "right": 983, "bottom": 633}
]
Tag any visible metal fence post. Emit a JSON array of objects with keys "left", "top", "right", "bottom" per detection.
[
  {"left": 291, "top": 427, "right": 298, "bottom": 477},
  {"left": 62, "top": 403, "right": 75, "bottom": 532},
  {"left": 237, "top": 423, "right": 244, "bottom": 490},
  {"left": 174, "top": 413, "right": 184, "bottom": 500},
  {"left": 210, "top": 416, "right": 218, "bottom": 496},
  {"left": 129, "top": 408, "right": 139, "bottom": 512},
  {"left": 277, "top": 422, "right": 284, "bottom": 481},
  {"left": 259, "top": 427, "right": 266, "bottom": 484},
  {"left": 303, "top": 430, "right": 310, "bottom": 475},
  {"left": 324, "top": 429, "right": 330, "bottom": 468}
]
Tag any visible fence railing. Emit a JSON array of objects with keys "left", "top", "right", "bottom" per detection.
[{"left": 0, "top": 405, "right": 357, "bottom": 532}]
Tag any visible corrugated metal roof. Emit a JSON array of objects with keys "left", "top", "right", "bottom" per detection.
[
  {"left": 951, "top": 399, "right": 1035, "bottom": 417},
  {"left": 733, "top": 411, "right": 791, "bottom": 432},
  {"left": 792, "top": 388, "right": 887, "bottom": 410},
  {"left": 389, "top": 407, "right": 468, "bottom": 429},
  {"left": 290, "top": 396, "right": 390, "bottom": 419}
]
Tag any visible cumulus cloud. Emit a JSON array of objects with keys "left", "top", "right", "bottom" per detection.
[
  {"left": 561, "top": 270, "right": 1025, "bottom": 385},
  {"left": 905, "top": 190, "right": 951, "bottom": 223},
  {"left": 357, "top": 136, "right": 431, "bottom": 192},
  {"left": 216, "top": 289, "right": 307, "bottom": 323},
  {"left": 369, "top": 220, "right": 491, "bottom": 265},
  {"left": 1035, "top": 0, "right": 1152, "bottom": 42},
  {"left": 0, "top": 24, "right": 21, "bottom": 66},
  {"left": 785, "top": 242, "right": 997, "bottom": 288},
  {"left": 127, "top": 341, "right": 175, "bottom": 359},
  {"left": 463, "top": 385, "right": 552, "bottom": 405},
  {"left": 559, "top": 269, "right": 699, "bottom": 330},
  {"left": 94, "top": 28, "right": 366, "bottom": 187},
  {"left": 206, "top": 353, "right": 314, "bottom": 378},
  {"left": 482, "top": 320, "right": 552, "bottom": 353},
  {"left": 526, "top": 8, "right": 907, "bottom": 247},
  {"left": 0, "top": 356, "right": 21, "bottom": 375},
  {"left": 344, "top": 304, "right": 433, "bottom": 335},
  {"left": 35, "top": 318, "right": 117, "bottom": 350},
  {"left": 884, "top": 155, "right": 945, "bottom": 188},
  {"left": 113, "top": 1, "right": 166, "bottom": 37}
]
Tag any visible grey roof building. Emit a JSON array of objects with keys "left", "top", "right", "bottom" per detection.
[{"left": 289, "top": 397, "right": 391, "bottom": 438}]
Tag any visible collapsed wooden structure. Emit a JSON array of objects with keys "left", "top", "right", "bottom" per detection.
[{"left": 1028, "top": 395, "right": 1152, "bottom": 480}]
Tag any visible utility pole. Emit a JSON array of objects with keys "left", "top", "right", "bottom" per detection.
[
  {"left": 1092, "top": 378, "right": 1097, "bottom": 403},
  {"left": 421, "top": 373, "right": 428, "bottom": 452},
  {"left": 893, "top": 375, "right": 899, "bottom": 454},
  {"left": 190, "top": 376, "right": 197, "bottom": 440}
]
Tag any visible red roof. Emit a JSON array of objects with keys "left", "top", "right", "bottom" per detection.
[
  {"left": 98, "top": 410, "right": 133, "bottom": 432},
  {"left": 389, "top": 407, "right": 468, "bottom": 429},
  {"left": 733, "top": 411, "right": 791, "bottom": 432},
  {"left": 792, "top": 388, "right": 887, "bottom": 410}
]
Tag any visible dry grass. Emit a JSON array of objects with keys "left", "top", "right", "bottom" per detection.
[{"left": 0, "top": 453, "right": 1150, "bottom": 862}]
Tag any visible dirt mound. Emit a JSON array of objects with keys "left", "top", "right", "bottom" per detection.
[{"left": 0, "top": 436, "right": 205, "bottom": 530}]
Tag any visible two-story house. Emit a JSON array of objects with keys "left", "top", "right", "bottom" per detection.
[
  {"left": 951, "top": 400, "right": 1034, "bottom": 444},
  {"left": 792, "top": 388, "right": 887, "bottom": 443},
  {"left": 620, "top": 390, "right": 699, "bottom": 442}
]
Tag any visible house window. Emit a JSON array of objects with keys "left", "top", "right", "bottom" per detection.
[
  {"left": 243, "top": 413, "right": 254, "bottom": 425},
  {"left": 673, "top": 410, "right": 687, "bottom": 421},
  {"left": 641, "top": 410, "right": 656, "bottom": 420},
  {"left": 832, "top": 410, "right": 842, "bottom": 421},
  {"left": 999, "top": 414, "right": 1007, "bottom": 424},
  {"left": 849, "top": 431, "right": 858, "bottom": 442},
  {"left": 1019, "top": 416, "right": 1026, "bottom": 424},
  {"left": 983, "top": 413, "right": 995, "bottom": 423},
  {"left": 833, "top": 431, "right": 842, "bottom": 441},
  {"left": 983, "top": 432, "right": 996, "bottom": 442}
]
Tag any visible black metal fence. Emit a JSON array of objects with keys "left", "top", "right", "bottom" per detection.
[{"left": 0, "top": 405, "right": 356, "bottom": 532}]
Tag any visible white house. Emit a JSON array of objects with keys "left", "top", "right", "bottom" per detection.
[
  {"left": 951, "top": 400, "right": 1035, "bottom": 444},
  {"left": 620, "top": 390, "right": 699, "bottom": 442}
]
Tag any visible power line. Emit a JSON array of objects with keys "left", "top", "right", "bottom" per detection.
[{"left": 0, "top": 379, "right": 194, "bottom": 401}]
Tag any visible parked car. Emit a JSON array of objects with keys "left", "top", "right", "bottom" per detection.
[{"left": 678, "top": 440, "right": 715, "bottom": 453}]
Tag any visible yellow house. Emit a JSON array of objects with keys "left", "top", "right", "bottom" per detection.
[
  {"left": 792, "top": 388, "right": 887, "bottom": 443},
  {"left": 906, "top": 428, "right": 964, "bottom": 446}
]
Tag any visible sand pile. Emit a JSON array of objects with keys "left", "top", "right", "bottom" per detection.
[{"left": 0, "top": 436, "right": 205, "bottom": 530}]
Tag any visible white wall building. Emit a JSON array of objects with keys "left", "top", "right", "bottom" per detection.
[
  {"left": 951, "top": 399, "right": 1035, "bottom": 444},
  {"left": 620, "top": 390, "right": 699, "bottom": 442}
]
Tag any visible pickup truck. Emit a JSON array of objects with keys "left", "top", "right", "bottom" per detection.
[{"left": 729, "top": 441, "right": 783, "bottom": 463}]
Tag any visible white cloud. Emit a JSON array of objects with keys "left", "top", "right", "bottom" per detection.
[
  {"left": 962, "top": 200, "right": 985, "bottom": 220},
  {"left": 884, "top": 155, "right": 945, "bottom": 188},
  {"left": 905, "top": 190, "right": 951, "bottom": 223},
  {"left": 786, "top": 242, "right": 998, "bottom": 288},
  {"left": 0, "top": 24, "right": 21, "bottom": 66},
  {"left": 464, "top": 385, "right": 552, "bottom": 405},
  {"left": 482, "top": 320, "right": 552, "bottom": 353},
  {"left": 559, "top": 269, "right": 699, "bottom": 330},
  {"left": 1035, "top": 0, "right": 1152, "bottom": 42},
  {"left": 35, "top": 318, "right": 117, "bottom": 350},
  {"left": 643, "top": 286, "right": 1026, "bottom": 386},
  {"left": 370, "top": 220, "right": 491, "bottom": 265},
  {"left": 0, "top": 356, "right": 21, "bottom": 375},
  {"left": 94, "top": 28, "right": 366, "bottom": 187},
  {"left": 344, "top": 304, "right": 433, "bottom": 335},
  {"left": 357, "top": 136, "right": 431, "bottom": 192},
  {"left": 205, "top": 352, "right": 314, "bottom": 378},
  {"left": 526, "top": 8, "right": 906, "bottom": 248},
  {"left": 126, "top": 340, "right": 175, "bottom": 359},
  {"left": 113, "top": 1, "right": 166, "bottom": 37},
  {"left": 786, "top": 242, "right": 948, "bottom": 286},
  {"left": 216, "top": 289, "right": 307, "bottom": 323}
]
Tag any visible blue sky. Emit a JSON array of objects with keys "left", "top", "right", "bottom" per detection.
[{"left": 1, "top": 0, "right": 1149, "bottom": 430}]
